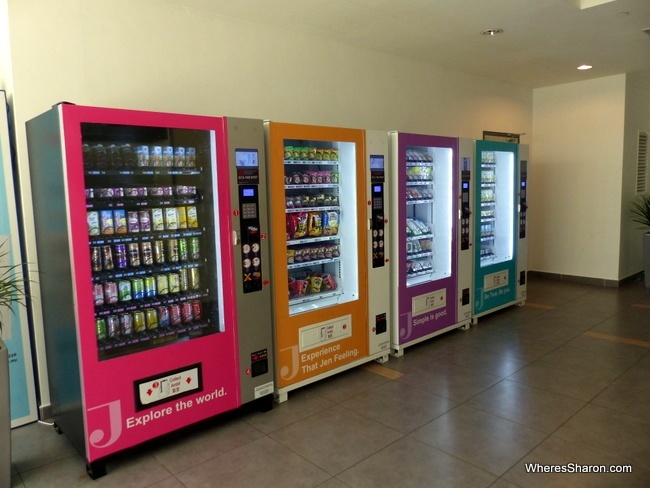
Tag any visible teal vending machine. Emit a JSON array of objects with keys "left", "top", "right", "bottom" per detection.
[{"left": 472, "top": 140, "right": 527, "bottom": 321}]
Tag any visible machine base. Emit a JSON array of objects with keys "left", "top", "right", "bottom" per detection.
[
  {"left": 86, "top": 461, "right": 107, "bottom": 480},
  {"left": 274, "top": 351, "right": 390, "bottom": 403},
  {"left": 471, "top": 297, "right": 526, "bottom": 325},
  {"left": 390, "top": 320, "right": 471, "bottom": 357},
  {"left": 54, "top": 394, "right": 275, "bottom": 480}
]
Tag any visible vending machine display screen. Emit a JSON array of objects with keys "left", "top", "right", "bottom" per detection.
[
  {"left": 370, "top": 155, "right": 384, "bottom": 170},
  {"left": 236, "top": 149, "right": 259, "bottom": 168}
]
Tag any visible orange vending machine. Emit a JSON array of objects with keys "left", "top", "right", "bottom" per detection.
[{"left": 265, "top": 122, "right": 387, "bottom": 402}]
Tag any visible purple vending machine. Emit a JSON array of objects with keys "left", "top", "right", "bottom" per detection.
[{"left": 389, "top": 132, "right": 471, "bottom": 356}]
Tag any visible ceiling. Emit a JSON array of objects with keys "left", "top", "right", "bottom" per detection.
[{"left": 169, "top": 0, "right": 650, "bottom": 88}]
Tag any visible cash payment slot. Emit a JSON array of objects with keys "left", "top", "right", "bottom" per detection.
[
  {"left": 370, "top": 155, "right": 386, "bottom": 269},
  {"left": 235, "top": 149, "right": 263, "bottom": 293}
]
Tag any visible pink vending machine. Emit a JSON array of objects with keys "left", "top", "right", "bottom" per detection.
[{"left": 26, "top": 104, "right": 274, "bottom": 478}]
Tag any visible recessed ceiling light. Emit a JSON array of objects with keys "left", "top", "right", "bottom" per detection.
[
  {"left": 577, "top": 65, "right": 593, "bottom": 70},
  {"left": 481, "top": 28, "right": 503, "bottom": 36}
]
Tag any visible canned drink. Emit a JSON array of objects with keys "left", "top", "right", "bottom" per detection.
[
  {"left": 128, "top": 243, "right": 141, "bottom": 267},
  {"left": 178, "top": 238, "right": 188, "bottom": 261},
  {"left": 114, "top": 244, "right": 128, "bottom": 269},
  {"left": 150, "top": 146, "right": 163, "bottom": 167},
  {"left": 162, "top": 186, "right": 173, "bottom": 196},
  {"left": 136, "top": 145, "right": 150, "bottom": 167},
  {"left": 118, "top": 280, "right": 132, "bottom": 301},
  {"left": 189, "top": 237, "right": 200, "bottom": 260},
  {"left": 178, "top": 268, "right": 189, "bottom": 291},
  {"left": 91, "top": 246, "right": 103, "bottom": 272},
  {"left": 139, "top": 210, "right": 152, "bottom": 232},
  {"left": 167, "top": 239, "right": 179, "bottom": 262},
  {"left": 144, "top": 276, "right": 157, "bottom": 297},
  {"left": 92, "top": 283, "right": 104, "bottom": 306},
  {"left": 157, "top": 306, "right": 170, "bottom": 327},
  {"left": 96, "top": 318, "right": 107, "bottom": 340},
  {"left": 141, "top": 241, "right": 153, "bottom": 265},
  {"left": 168, "top": 272, "right": 180, "bottom": 293},
  {"left": 153, "top": 240, "right": 165, "bottom": 264},
  {"left": 174, "top": 147, "right": 186, "bottom": 167},
  {"left": 189, "top": 267, "right": 200, "bottom": 290},
  {"left": 112, "top": 187, "right": 124, "bottom": 198},
  {"left": 191, "top": 301, "right": 202, "bottom": 321},
  {"left": 103, "top": 281, "right": 118, "bottom": 304},
  {"left": 107, "top": 315, "right": 120, "bottom": 338},
  {"left": 145, "top": 308, "right": 158, "bottom": 329},
  {"left": 177, "top": 206, "right": 188, "bottom": 229},
  {"left": 85, "top": 188, "right": 94, "bottom": 199},
  {"left": 131, "top": 277, "right": 145, "bottom": 300},
  {"left": 120, "top": 313, "right": 133, "bottom": 335},
  {"left": 149, "top": 186, "right": 163, "bottom": 196},
  {"left": 100, "top": 210, "right": 115, "bottom": 235},
  {"left": 113, "top": 209, "right": 127, "bottom": 234},
  {"left": 133, "top": 311, "right": 146, "bottom": 332},
  {"left": 127, "top": 211, "right": 140, "bottom": 233},
  {"left": 163, "top": 146, "right": 174, "bottom": 167},
  {"left": 181, "top": 302, "right": 193, "bottom": 323},
  {"left": 151, "top": 208, "right": 165, "bottom": 231},
  {"left": 186, "top": 206, "right": 198, "bottom": 228},
  {"left": 164, "top": 207, "right": 178, "bottom": 230},
  {"left": 156, "top": 274, "right": 169, "bottom": 295},
  {"left": 186, "top": 147, "right": 196, "bottom": 167},
  {"left": 169, "top": 304, "right": 182, "bottom": 325},
  {"left": 88, "top": 211, "right": 100, "bottom": 236},
  {"left": 102, "top": 245, "right": 114, "bottom": 271}
]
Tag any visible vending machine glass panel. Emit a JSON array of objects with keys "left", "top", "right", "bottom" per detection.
[
  {"left": 405, "top": 145, "right": 453, "bottom": 287},
  {"left": 82, "top": 123, "right": 224, "bottom": 361},
  {"left": 478, "top": 150, "right": 514, "bottom": 268},
  {"left": 284, "top": 139, "right": 359, "bottom": 316}
]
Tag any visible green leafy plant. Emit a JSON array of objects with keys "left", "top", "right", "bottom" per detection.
[
  {"left": 0, "top": 240, "right": 28, "bottom": 333},
  {"left": 631, "top": 194, "right": 650, "bottom": 231}
]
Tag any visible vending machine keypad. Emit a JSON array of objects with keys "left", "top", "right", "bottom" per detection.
[{"left": 239, "top": 187, "right": 263, "bottom": 293}]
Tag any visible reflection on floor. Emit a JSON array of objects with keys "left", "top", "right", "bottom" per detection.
[{"left": 11, "top": 276, "right": 650, "bottom": 487}]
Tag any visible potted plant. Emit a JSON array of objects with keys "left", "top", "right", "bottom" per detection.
[
  {"left": 631, "top": 193, "right": 650, "bottom": 287},
  {"left": 0, "top": 240, "right": 28, "bottom": 334}
]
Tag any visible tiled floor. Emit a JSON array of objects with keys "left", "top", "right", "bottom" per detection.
[{"left": 10, "top": 276, "right": 650, "bottom": 487}]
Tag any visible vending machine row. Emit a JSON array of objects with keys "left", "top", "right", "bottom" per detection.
[{"left": 25, "top": 103, "right": 527, "bottom": 477}]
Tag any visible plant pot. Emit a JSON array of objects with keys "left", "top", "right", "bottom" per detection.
[{"left": 645, "top": 233, "right": 650, "bottom": 288}]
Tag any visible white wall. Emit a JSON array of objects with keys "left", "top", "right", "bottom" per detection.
[
  {"left": 5, "top": 0, "right": 532, "bottom": 411},
  {"left": 531, "top": 74, "right": 626, "bottom": 281},
  {"left": 621, "top": 72, "right": 650, "bottom": 278}
]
